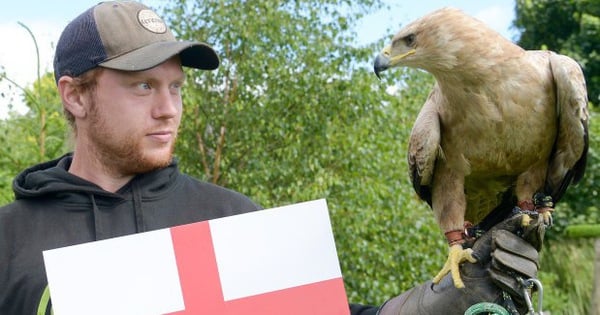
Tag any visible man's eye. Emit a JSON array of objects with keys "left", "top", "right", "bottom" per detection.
[
  {"left": 170, "top": 82, "right": 183, "bottom": 94},
  {"left": 138, "top": 82, "right": 151, "bottom": 90}
]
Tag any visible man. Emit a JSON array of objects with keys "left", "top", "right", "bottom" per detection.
[{"left": 0, "top": 1, "right": 542, "bottom": 314}]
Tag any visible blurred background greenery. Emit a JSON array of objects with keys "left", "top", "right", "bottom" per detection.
[{"left": 1, "top": 0, "right": 598, "bottom": 314}]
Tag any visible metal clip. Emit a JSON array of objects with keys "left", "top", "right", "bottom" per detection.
[{"left": 518, "top": 277, "right": 544, "bottom": 315}]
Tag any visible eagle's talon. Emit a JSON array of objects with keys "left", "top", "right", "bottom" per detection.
[
  {"left": 540, "top": 209, "right": 554, "bottom": 227},
  {"left": 521, "top": 213, "right": 532, "bottom": 227},
  {"left": 432, "top": 244, "right": 477, "bottom": 288},
  {"left": 533, "top": 193, "right": 554, "bottom": 227}
]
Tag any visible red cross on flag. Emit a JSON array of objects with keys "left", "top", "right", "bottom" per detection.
[{"left": 43, "top": 199, "right": 349, "bottom": 315}]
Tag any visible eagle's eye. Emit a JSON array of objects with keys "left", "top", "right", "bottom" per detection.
[{"left": 403, "top": 34, "right": 416, "bottom": 47}]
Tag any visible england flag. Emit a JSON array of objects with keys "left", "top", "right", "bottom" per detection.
[{"left": 43, "top": 199, "right": 350, "bottom": 315}]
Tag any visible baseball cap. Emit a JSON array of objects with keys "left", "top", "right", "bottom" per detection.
[{"left": 53, "top": 1, "right": 219, "bottom": 83}]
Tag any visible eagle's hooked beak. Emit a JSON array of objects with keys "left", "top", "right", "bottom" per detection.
[
  {"left": 373, "top": 46, "right": 391, "bottom": 79},
  {"left": 374, "top": 45, "right": 417, "bottom": 79}
]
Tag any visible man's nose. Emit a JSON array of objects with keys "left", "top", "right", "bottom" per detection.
[{"left": 153, "top": 89, "right": 180, "bottom": 118}]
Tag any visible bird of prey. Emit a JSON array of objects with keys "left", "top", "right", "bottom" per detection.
[{"left": 373, "top": 7, "right": 589, "bottom": 288}]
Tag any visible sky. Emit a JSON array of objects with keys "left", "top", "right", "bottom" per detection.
[{"left": 0, "top": 0, "right": 517, "bottom": 118}]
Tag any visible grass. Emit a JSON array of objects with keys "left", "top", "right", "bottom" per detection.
[{"left": 538, "top": 238, "right": 595, "bottom": 314}]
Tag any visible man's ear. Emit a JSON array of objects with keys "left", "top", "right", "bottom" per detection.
[{"left": 58, "top": 76, "right": 87, "bottom": 119}]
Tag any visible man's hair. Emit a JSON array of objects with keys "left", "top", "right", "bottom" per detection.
[{"left": 63, "top": 67, "right": 103, "bottom": 131}]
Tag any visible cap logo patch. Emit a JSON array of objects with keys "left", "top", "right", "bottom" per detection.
[{"left": 137, "top": 9, "right": 167, "bottom": 33}]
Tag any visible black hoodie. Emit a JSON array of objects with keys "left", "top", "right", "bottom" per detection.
[{"left": 0, "top": 154, "right": 261, "bottom": 315}]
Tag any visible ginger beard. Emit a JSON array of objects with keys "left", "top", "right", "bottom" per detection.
[{"left": 86, "top": 94, "right": 177, "bottom": 175}]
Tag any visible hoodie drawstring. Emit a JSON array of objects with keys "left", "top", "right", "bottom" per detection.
[
  {"left": 87, "top": 183, "right": 145, "bottom": 240},
  {"left": 132, "top": 181, "right": 146, "bottom": 233},
  {"left": 89, "top": 194, "right": 102, "bottom": 240}
]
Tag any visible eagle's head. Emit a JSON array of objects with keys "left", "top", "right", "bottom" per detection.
[{"left": 374, "top": 7, "right": 514, "bottom": 79}]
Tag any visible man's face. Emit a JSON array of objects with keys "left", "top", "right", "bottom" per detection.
[{"left": 82, "top": 57, "right": 185, "bottom": 175}]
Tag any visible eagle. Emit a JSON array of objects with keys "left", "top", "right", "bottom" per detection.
[{"left": 373, "top": 7, "right": 589, "bottom": 288}]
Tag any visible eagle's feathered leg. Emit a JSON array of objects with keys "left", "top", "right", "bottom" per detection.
[
  {"left": 515, "top": 166, "right": 554, "bottom": 227},
  {"left": 430, "top": 165, "right": 479, "bottom": 288}
]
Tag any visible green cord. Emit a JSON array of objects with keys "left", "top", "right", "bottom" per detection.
[
  {"left": 37, "top": 285, "right": 52, "bottom": 315},
  {"left": 464, "top": 302, "right": 510, "bottom": 315}
]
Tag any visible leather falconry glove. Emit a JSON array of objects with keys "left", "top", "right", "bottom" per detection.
[{"left": 377, "top": 212, "right": 545, "bottom": 315}]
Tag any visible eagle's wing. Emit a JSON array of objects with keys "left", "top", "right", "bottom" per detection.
[
  {"left": 408, "top": 87, "right": 442, "bottom": 206},
  {"left": 545, "top": 53, "right": 589, "bottom": 202}
]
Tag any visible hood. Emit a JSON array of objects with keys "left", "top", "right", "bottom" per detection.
[
  {"left": 14, "top": 153, "right": 178, "bottom": 201},
  {"left": 14, "top": 154, "right": 116, "bottom": 202},
  {"left": 13, "top": 153, "right": 181, "bottom": 240}
]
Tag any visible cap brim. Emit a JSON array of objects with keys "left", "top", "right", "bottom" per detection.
[{"left": 99, "top": 41, "right": 219, "bottom": 72}]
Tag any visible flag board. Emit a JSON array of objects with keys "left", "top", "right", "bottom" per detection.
[{"left": 43, "top": 199, "right": 349, "bottom": 315}]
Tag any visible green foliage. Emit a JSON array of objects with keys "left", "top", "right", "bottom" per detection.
[
  {"left": 0, "top": 23, "right": 67, "bottom": 204},
  {"left": 325, "top": 70, "right": 446, "bottom": 303},
  {"left": 0, "top": 72, "right": 67, "bottom": 204},
  {"left": 538, "top": 239, "right": 594, "bottom": 315},
  {"left": 565, "top": 224, "right": 600, "bottom": 237}
]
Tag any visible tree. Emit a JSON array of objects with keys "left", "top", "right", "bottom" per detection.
[
  {"left": 0, "top": 24, "right": 67, "bottom": 204},
  {"left": 0, "top": 72, "right": 67, "bottom": 204}
]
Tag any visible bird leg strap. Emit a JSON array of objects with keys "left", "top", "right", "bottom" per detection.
[
  {"left": 445, "top": 229, "right": 465, "bottom": 246},
  {"left": 517, "top": 200, "right": 535, "bottom": 211},
  {"left": 445, "top": 221, "right": 476, "bottom": 247}
]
